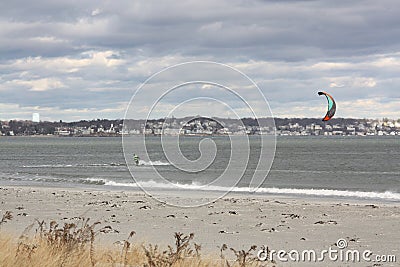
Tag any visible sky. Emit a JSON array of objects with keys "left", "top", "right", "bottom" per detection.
[{"left": 0, "top": 0, "right": 400, "bottom": 121}]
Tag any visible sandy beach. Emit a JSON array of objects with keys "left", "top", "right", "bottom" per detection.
[{"left": 0, "top": 185, "right": 399, "bottom": 266}]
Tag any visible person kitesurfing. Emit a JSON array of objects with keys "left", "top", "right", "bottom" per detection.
[{"left": 133, "top": 154, "right": 140, "bottom": 166}]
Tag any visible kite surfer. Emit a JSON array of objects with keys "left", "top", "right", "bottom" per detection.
[{"left": 133, "top": 153, "right": 140, "bottom": 166}]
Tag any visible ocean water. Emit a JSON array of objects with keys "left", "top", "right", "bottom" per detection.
[{"left": 0, "top": 136, "right": 399, "bottom": 202}]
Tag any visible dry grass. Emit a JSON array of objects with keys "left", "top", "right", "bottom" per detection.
[{"left": 0, "top": 211, "right": 276, "bottom": 267}]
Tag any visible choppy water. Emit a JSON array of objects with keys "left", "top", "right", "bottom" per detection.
[{"left": 0, "top": 136, "right": 399, "bottom": 202}]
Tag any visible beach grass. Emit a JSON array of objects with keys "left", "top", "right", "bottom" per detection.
[{"left": 0, "top": 211, "right": 275, "bottom": 267}]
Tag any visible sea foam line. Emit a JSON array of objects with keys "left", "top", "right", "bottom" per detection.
[
  {"left": 21, "top": 160, "right": 170, "bottom": 168},
  {"left": 85, "top": 178, "right": 400, "bottom": 201}
]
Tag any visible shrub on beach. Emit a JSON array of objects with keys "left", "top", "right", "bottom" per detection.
[{"left": 0, "top": 211, "right": 276, "bottom": 267}]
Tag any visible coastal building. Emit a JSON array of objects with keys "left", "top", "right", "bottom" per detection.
[{"left": 32, "top": 113, "right": 40, "bottom": 123}]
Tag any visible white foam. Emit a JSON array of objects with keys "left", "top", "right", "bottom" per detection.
[
  {"left": 94, "top": 179, "right": 400, "bottom": 201},
  {"left": 138, "top": 160, "right": 171, "bottom": 166},
  {"left": 22, "top": 163, "right": 126, "bottom": 168},
  {"left": 22, "top": 164, "right": 74, "bottom": 168}
]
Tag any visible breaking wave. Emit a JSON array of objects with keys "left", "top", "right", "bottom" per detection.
[
  {"left": 83, "top": 178, "right": 400, "bottom": 201},
  {"left": 137, "top": 160, "right": 170, "bottom": 166},
  {"left": 22, "top": 160, "right": 170, "bottom": 168}
]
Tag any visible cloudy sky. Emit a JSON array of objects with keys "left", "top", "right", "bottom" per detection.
[{"left": 1, "top": 0, "right": 399, "bottom": 121}]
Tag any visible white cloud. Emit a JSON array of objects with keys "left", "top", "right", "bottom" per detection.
[
  {"left": 11, "top": 78, "right": 66, "bottom": 91},
  {"left": 81, "top": 50, "right": 125, "bottom": 67},
  {"left": 91, "top": 8, "right": 102, "bottom": 16},
  {"left": 329, "top": 82, "right": 344, "bottom": 88},
  {"left": 311, "top": 62, "right": 353, "bottom": 71},
  {"left": 3, "top": 50, "right": 125, "bottom": 75},
  {"left": 29, "top": 36, "right": 68, "bottom": 44},
  {"left": 201, "top": 84, "right": 214, "bottom": 90},
  {"left": 328, "top": 77, "right": 377, "bottom": 89},
  {"left": 338, "top": 98, "right": 400, "bottom": 118}
]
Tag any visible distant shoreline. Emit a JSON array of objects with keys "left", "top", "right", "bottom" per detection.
[
  {"left": 2, "top": 117, "right": 399, "bottom": 137},
  {"left": 1, "top": 134, "right": 399, "bottom": 138}
]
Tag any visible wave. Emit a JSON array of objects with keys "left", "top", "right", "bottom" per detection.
[
  {"left": 137, "top": 160, "right": 170, "bottom": 166},
  {"left": 21, "top": 160, "right": 170, "bottom": 168},
  {"left": 254, "top": 187, "right": 400, "bottom": 201},
  {"left": 27, "top": 176, "right": 73, "bottom": 184},
  {"left": 85, "top": 163, "right": 124, "bottom": 167},
  {"left": 22, "top": 164, "right": 75, "bottom": 168},
  {"left": 84, "top": 178, "right": 400, "bottom": 201},
  {"left": 81, "top": 178, "right": 107, "bottom": 185},
  {"left": 22, "top": 163, "right": 126, "bottom": 168},
  {"left": 2, "top": 174, "right": 399, "bottom": 201},
  {"left": 272, "top": 169, "right": 400, "bottom": 175}
]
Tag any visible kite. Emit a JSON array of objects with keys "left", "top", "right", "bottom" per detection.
[{"left": 318, "top": 91, "right": 336, "bottom": 121}]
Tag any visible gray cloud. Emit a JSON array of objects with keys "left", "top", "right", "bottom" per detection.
[{"left": 0, "top": 0, "right": 399, "bottom": 120}]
